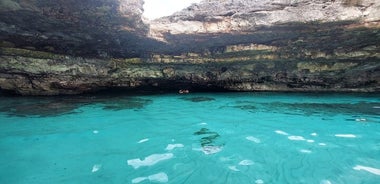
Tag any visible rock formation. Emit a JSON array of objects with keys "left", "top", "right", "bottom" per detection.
[
  {"left": 0, "top": 0, "right": 154, "bottom": 58},
  {"left": 0, "top": 0, "right": 379, "bottom": 95},
  {"left": 151, "top": 0, "right": 380, "bottom": 36}
]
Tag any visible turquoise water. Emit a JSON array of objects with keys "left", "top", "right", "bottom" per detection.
[{"left": 0, "top": 92, "right": 379, "bottom": 184}]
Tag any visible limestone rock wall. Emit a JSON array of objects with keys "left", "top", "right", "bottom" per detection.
[
  {"left": 0, "top": 0, "right": 157, "bottom": 58},
  {"left": 150, "top": 0, "right": 380, "bottom": 37},
  {"left": 0, "top": 0, "right": 379, "bottom": 95},
  {"left": 0, "top": 48, "right": 378, "bottom": 95}
]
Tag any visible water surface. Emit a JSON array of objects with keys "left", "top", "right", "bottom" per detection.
[{"left": 0, "top": 92, "right": 379, "bottom": 183}]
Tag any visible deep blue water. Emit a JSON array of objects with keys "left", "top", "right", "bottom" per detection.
[{"left": 0, "top": 92, "right": 379, "bottom": 184}]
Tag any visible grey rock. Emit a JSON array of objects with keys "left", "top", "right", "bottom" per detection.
[{"left": 0, "top": 0, "right": 379, "bottom": 95}]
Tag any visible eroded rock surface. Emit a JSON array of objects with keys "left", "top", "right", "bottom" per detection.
[
  {"left": 1, "top": 51, "right": 378, "bottom": 95},
  {"left": 0, "top": 0, "right": 379, "bottom": 95},
  {"left": 0, "top": 0, "right": 158, "bottom": 58},
  {"left": 150, "top": 0, "right": 380, "bottom": 37}
]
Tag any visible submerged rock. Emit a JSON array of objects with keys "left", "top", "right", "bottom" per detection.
[
  {"left": 233, "top": 104, "right": 257, "bottom": 113},
  {"left": 0, "top": 98, "right": 81, "bottom": 117},
  {"left": 101, "top": 97, "right": 152, "bottom": 111},
  {"left": 194, "top": 128, "right": 224, "bottom": 153},
  {"left": 180, "top": 97, "right": 215, "bottom": 102},
  {"left": 262, "top": 101, "right": 380, "bottom": 116}
]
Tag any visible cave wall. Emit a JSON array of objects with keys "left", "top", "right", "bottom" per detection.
[
  {"left": 0, "top": 0, "right": 379, "bottom": 95},
  {"left": 0, "top": 0, "right": 161, "bottom": 58}
]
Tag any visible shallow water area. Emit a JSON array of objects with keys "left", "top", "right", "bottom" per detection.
[{"left": 0, "top": 92, "right": 379, "bottom": 183}]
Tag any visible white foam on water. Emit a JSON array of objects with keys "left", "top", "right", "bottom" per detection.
[
  {"left": 307, "top": 139, "right": 315, "bottom": 143},
  {"left": 202, "top": 145, "right": 222, "bottom": 155},
  {"left": 320, "top": 180, "right": 332, "bottom": 184},
  {"left": 355, "top": 118, "right": 367, "bottom": 122},
  {"left": 373, "top": 106, "right": 380, "bottom": 109},
  {"left": 335, "top": 134, "right": 356, "bottom": 138},
  {"left": 132, "top": 177, "right": 147, "bottom": 183},
  {"left": 228, "top": 165, "right": 240, "bottom": 171},
  {"left": 127, "top": 153, "right": 173, "bottom": 169},
  {"left": 132, "top": 172, "right": 169, "bottom": 183},
  {"left": 275, "top": 130, "right": 289, "bottom": 135},
  {"left": 192, "top": 147, "right": 202, "bottom": 152},
  {"left": 137, "top": 138, "right": 149, "bottom": 143},
  {"left": 246, "top": 136, "right": 261, "bottom": 143},
  {"left": 311, "top": 133, "right": 318, "bottom": 136},
  {"left": 319, "top": 143, "right": 327, "bottom": 146},
  {"left": 220, "top": 156, "right": 233, "bottom": 162},
  {"left": 165, "top": 144, "right": 184, "bottom": 151},
  {"left": 255, "top": 179, "right": 264, "bottom": 184},
  {"left": 93, "top": 130, "right": 99, "bottom": 134},
  {"left": 288, "top": 136, "right": 306, "bottom": 141},
  {"left": 239, "top": 160, "right": 254, "bottom": 166},
  {"left": 300, "top": 149, "right": 312, "bottom": 153},
  {"left": 91, "top": 164, "right": 101, "bottom": 173},
  {"left": 199, "top": 122, "right": 207, "bottom": 125},
  {"left": 148, "top": 172, "right": 169, "bottom": 183},
  {"left": 353, "top": 165, "right": 380, "bottom": 176}
]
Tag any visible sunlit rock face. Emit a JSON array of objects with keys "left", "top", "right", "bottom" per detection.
[
  {"left": 150, "top": 0, "right": 380, "bottom": 37},
  {"left": 149, "top": 0, "right": 380, "bottom": 54},
  {"left": 0, "top": 0, "right": 379, "bottom": 95}
]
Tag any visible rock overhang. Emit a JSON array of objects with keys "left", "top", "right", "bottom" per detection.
[{"left": 0, "top": 0, "right": 379, "bottom": 95}]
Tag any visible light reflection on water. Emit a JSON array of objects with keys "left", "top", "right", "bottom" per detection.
[{"left": 0, "top": 92, "right": 379, "bottom": 183}]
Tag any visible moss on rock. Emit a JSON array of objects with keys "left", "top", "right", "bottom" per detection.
[
  {"left": 297, "top": 62, "right": 358, "bottom": 73},
  {"left": 0, "top": 47, "right": 64, "bottom": 59}
]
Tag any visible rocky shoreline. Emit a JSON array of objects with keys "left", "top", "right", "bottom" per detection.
[{"left": 1, "top": 47, "right": 378, "bottom": 95}]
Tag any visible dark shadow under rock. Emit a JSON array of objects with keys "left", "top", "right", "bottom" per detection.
[
  {"left": 180, "top": 97, "right": 215, "bottom": 102},
  {"left": 101, "top": 97, "right": 152, "bottom": 111},
  {"left": 263, "top": 102, "right": 380, "bottom": 116},
  {"left": 233, "top": 105, "right": 257, "bottom": 112},
  {"left": 0, "top": 94, "right": 153, "bottom": 117},
  {"left": 0, "top": 99, "right": 81, "bottom": 117}
]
